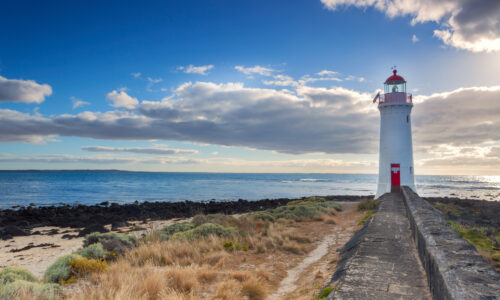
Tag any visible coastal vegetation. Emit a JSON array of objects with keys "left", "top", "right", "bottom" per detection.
[
  {"left": 429, "top": 200, "right": 500, "bottom": 271},
  {"left": 447, "top": 221, "right": 500, "bottom": 270},
  {"left": 357, "top": 198, "right": 380, "bottom": 225},
  {"left": 0, "top": 197, "right": 366, "bottom": 299}
]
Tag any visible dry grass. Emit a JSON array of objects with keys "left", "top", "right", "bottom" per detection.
[
  {"left": 242, "top": 277, "right": 267, "bottom": 300},
  {"left": 56, "top": 201, "right": 366, "bottom": 300}
]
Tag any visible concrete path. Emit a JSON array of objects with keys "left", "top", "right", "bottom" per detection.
[{"left": 328, "top": 193, "right": 431, "bottom": 299}]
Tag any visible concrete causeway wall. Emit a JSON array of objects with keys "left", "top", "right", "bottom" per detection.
[{"left": 401, "top": 187, "right": 500, "bottom": 299}]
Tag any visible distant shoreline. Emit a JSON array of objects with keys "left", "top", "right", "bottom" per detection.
[{"left": 0, "top": 169, "right": 376, "bottom": 175}]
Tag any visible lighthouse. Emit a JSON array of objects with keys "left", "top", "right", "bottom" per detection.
[{"left": 374, "top": 69, "right": 416, "bottom": 199}]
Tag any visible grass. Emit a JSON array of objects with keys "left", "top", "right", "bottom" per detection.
[
  {"left": 9, "top": 198, "right": 350, "bottom": 299},
  {"left": 359, "top": 211, "right": 375, "bottom": 225},
  {"left": 0, "top": 267, "right": 61, "bottom": 300},
  {"left": 0, "top": 280, "right": 61, "bottom": 300},
  {"left": 315, "top": 285, "right": 340, "bottom": 300},
  {"left": 170, "top": 223, "right": 236, "bottom": 241},
  {"left": 432, "top": 202, "right": 461, "bottom": 215},
  {"left": 447, "top": 220, "right": 500, "bottom": 270}
]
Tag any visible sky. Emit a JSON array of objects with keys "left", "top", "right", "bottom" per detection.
[{"left": 0, "top": 0, "right": 500, "bottom": 175}]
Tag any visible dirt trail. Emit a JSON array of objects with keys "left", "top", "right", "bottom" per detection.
[{"left": 270, "top": 202, "right": 362, "bottom": 300}]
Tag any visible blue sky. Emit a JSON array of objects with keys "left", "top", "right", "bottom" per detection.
[{"left": 1, "top": 0, "right": 500, "bottom": 175}]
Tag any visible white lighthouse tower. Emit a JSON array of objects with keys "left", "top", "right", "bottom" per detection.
[{"left": 374, "top": 69, "right": 416, "bottom": 199}]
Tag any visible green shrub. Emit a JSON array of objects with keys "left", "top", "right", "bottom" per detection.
[
  {"left": 159, "top": 222, "right": 196, "bottom": 240},
  {"left": 83, "top": 232, "right": 136, "bottom": 256},
  {"left": 44, "top": 254, "right": 82, "bottom": 283},
  {"left": 0, "top": 267, "right": 36, "bottom": 285},
  {"left": 0, "top": 280, "right": 60, "bottom": 300},
  {"left": 250, "top": 211, "right": 276, "bottom": 222},
  {"left": 68, "top": 257, "right": 107, "bottom": 277},
  {"left": 223, "top": 241, "right": 234, "bottom": 251},
  {"left": 77, "top": 243, "right": 106, "bottom": 260},
  {"left": 358, "top": 199, "right": 380, "bottom": 211},
  {"left": 287, "top": 196, "right": 326, "bottom": 206},
  {"left": 268, "top": 201, "right": 339, "bottom": 220},
  {"left": 170, "top": 223, "right": 235, "bottom": 241}
]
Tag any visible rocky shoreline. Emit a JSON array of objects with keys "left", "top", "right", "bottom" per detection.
[
  {"left": 0, "top": 195, "right": 369, "bottom": 240},
  {"left": 424, "top": 197, "right": 500, "bottom": 228}
]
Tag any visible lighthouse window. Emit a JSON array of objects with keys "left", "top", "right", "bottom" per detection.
[
  {"left": 410, "top": 166, "right": 413, "bottom": 174},
  {"left": 406, "top": 115, "right": 409, "bottom": 123}
]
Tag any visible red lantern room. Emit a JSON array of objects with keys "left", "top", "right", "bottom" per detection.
[
  {"left": 384, "top": 69, "right": 406, "bottom": 93},
  {"left": 377, "top": 69, "right": 412, "bottom": 104}
]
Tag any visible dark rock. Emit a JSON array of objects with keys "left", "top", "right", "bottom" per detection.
[
  {"left": 1, "top": 234, "right": 13, "bottom": 240},
  {"left": 62, "top": 234, "right": 78, "bottom": 239},
  {"left": 111, "top": 221, "right": 127, "bottom": 229},
  {"left": 1, "top": 225, "right": 29, "bottom": 237},
  {"left": 47, "top": 229, "right": 59, "bottom": 235},
  {"left": 0, "top": 195, "right": 371, "bottom": 232}
]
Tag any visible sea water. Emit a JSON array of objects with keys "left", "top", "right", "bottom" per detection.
[{"left": 0, "top": 172, "right": 498, "bottom": 208}]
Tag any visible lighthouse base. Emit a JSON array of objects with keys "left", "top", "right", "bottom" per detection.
[{"left": 375, "top": 183, "right": 416, "bottom": 199}]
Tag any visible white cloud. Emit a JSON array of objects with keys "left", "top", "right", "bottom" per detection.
[
  {"left": 412, "top": 86, "right": 500, "bottom": 147},
  {"left": 147, "top": 77, "right": 163, "bottom": 84},
  {"left": 262, "top": 75, "right": 298, "bottom": 87},
  {"left": 2, "top": 76, "right": 500, "bottom": 167},
  {"left": 321, "top": 0, "right": 500, "bottom": 52},
  {"left": 262, "top": 74, "right": 343, "bottom": 87},
  {"left": 131, "top": 72, "right": 142, "bottom": 78},
  {"left": 345, "top": 75, "right": 365, "bottom": 82},
  {"left": 178, "top": 65, "right": 214, "bottom": 75},
  {"left": 0, "top": 75, "right": 52, "bottom": 103},
  {"left": 71, "top": 97, "right": 90, "bottom": 109},
  {"left": 412, "top": 34, "right": 419, "bottom": 43},
  {"left": 106, "top": 90, "right": 139, "bottom": 109},
  {"left": 234, "top": 65, "right": 275, "bottom": 76},
  {"left": 0, "top": 82, "right": 377, "bottom": 154},
  {"left": 317, "top": 70, "right": 338, "bottom": 77},
  {"left": 146, "top": 77, "right": 163, "bottom": 92},
  {"left": 81, "top": 146, "right": 198, "bottom": 155}
]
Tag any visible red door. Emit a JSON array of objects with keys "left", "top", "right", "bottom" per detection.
[{"left": 391, "top": 164, "right": 401, "bottom": 192}]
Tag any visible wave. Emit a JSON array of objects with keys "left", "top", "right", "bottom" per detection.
[{"left": 299, "top": 178, "right": 329, "bottom": 182}]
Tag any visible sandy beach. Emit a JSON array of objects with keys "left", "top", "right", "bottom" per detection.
[{"left": 0, "top": 220, "right": 180, "bottom": 278}]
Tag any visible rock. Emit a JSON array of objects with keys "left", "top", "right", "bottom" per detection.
[
  {"left": 62, "top": 234, "right": 78, "bottom": 239},
  {"left": 1, "top": 225, "right": 29, "bottom": 237},
  {"left": 1, "top": 234, "right": 13, "bottom": 240},
  {"left": 111, "top": 221, "right": 127, "bottom": 229},
  {"left": 47, "top": 229, "right": 59, "bottom": 235}
]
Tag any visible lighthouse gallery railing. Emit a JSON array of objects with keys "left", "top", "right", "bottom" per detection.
[{"left": 379, "top": 92, "right": 412, "bottom": 104}]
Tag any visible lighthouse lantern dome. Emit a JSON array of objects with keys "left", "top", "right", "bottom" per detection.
[{"left": 384, "top": 69, "right": 406, "bottom": 94}]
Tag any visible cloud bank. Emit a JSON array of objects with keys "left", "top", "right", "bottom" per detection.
[
  {"left": 81, "top": 146, "right": 198, "bottom": 155},
  {"left": 0, "top": 76, "right": 52, "bottom": 103},
  {"left": 321, "top": 0, "right": 500, "bottom": 52},
  {"left": 1, "top": 71, "right": 499, "bottom": 173}
]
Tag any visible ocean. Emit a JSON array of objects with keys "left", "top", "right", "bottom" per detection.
[{"left": 0, "top": 172, "right": 498, "bottom": 208}]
